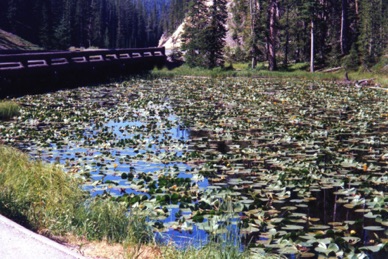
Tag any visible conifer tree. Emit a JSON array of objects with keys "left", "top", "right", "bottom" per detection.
[
  {"left": 181, "top": 0, "right": 209, "bottom": 67},
  {"left": 182, "top": 0, "right": 228, "bottom": 68},
  {"left": 206, "top": 0, "right": 228, "bottom": 68},
  {"left": 358, "top": 0, "right": 387, "bottom": 69}
]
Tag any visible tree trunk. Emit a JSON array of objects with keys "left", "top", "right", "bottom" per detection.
[
  {"left": 250, "top": 0, "right": 257, "bottom": 69},
  {"left": 340, "top": 0, "right": 348, "bottom": 54},
  {"left": 268, "top": 0, "right": 278, "bottom": 71},
  {"left": 283, "top": 1, "right": 289, "bottom": 67},
  {"left": 116, "top": 0, "right": 122, "bottom": 48},
  {"left": 310, "top": 18, "right": 314, "bottom": 73},
  {"left": 355, "top": 0, "right": 359, "bottom": 15}
]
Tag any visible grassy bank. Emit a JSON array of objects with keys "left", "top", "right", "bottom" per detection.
[
  {"left": 0, "top": 145, "right": 153, "bottom": 242},
  {"left": 153, "top": 61, "right": 388, "bottom": 86}
]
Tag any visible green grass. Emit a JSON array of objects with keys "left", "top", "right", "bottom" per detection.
[
  {"left": 153, "top": 62, "right": 341, "bottom": 80},
  {"left": 161, "top": 243, "right": 249, "bottom": 259},
  {"left": 153, "top": 61, "right": 388, "bottom": 86},
  {"left": 0, "top": 145, "right": 85, "bottom": 232},
  {"left": 73, "top": 199, "right": 154, "bottom": 244},
  {"left": 0, "top": 145, "right": 153, "bottom": 245},
  {"left": 0, "top": 101, "right": 20, "bottom": 120}
]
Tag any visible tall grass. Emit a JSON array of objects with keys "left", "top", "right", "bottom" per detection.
[
  {"left": 161, "top": 242, "right": 250, "bottom": 259},
  {"left": 0, "top": 101, "right": 20, "bottom": 120},
  {"left": 73, "top": 199, "right": 154, "bottom": 244},
  {"left": 0, "top": 145, "right": 86, "bottom": 232},
  {"left": 0, "top": 145, "right": 153, "bottom": 245},
  {"left": 153, "top": 63, "right": 342, "bottom": 80}
]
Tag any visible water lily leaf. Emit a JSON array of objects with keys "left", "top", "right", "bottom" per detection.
[
  {"left": 270, "top": 218, "right": 284, "bottom": 224},
  {"left": 364, "top": 212, "right": 377, "bottom": 218},
  {"left": 315, "top": 242, "right": 340, "bottom": 255},
  {"left": 310, "top": 225, "right": 330, "bottom": 230},
  {"left": 359, "top": 244, "right": 384, "bottom": 252},
  {"left": 300, "top": 252, "right": 315, "bottom": 258},
  {"left": 328, "top": 222, "right": 343, "bottom": 226},
  {"left": 282, "top": 225, "right": 304, "bottom": 231},
  {"left": 343, "top": 203, "right": 356, "bottom": 209},
  {"left": 363, "top": 226, "right": 385, "bottom": 231},
  {"left": 278, "top": 246, "right": 299, "bottom": 255},
  {"left": 240, "top": 226, "right": 260, "bottom": 235},
  {"left": 354, "top": 209, "right": 370, "bottom": 213}
]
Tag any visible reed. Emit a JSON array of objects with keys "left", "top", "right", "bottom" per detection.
[{"left": 0, "top": 101, "right": 20, "bottom": 120}]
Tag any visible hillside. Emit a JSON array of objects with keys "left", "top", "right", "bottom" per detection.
[{"left": 0, "top": 28, "right": 41, "bottom": 51}]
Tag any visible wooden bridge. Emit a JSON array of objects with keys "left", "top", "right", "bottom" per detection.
[{"left": 0, "top": 47, "right": 166, "bottom": 97}]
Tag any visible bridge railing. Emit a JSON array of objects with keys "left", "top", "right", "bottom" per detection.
[{"left": 0, "top": 47, "right": 165, "bottom": 72}]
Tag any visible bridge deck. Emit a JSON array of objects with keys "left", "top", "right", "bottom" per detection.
[
  {"left": 0, "top": 47, "right": 165, "bottom": 74},
  {"left": 0, "top": 47, "right": 166, "bottom": 97}
]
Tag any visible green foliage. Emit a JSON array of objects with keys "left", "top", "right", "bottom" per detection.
[
  {"left": 0, "top": 101, "right": 20, "bottom": 120},
  {"left": 342, "top": 43, "right": 360, "bottom": 71},
  {"left": 358, "top": 0, "right": 387, "bottom": 69},
  {"left": 182, "top": 0, "right": 227, "bottom": 69},
  {"left": 181, "top": 0, "right": 210, "bottom": 68},
  {"left": 0, "top": 0, "right": 169, "bottom": 49},
  {"left": 206, "top": 0, "right": 228, "bottom": 68}
]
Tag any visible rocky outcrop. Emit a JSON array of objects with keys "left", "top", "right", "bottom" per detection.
[
  {"left": 158, "top": 0, "right": 238, "bottom": 52},
  {"left": 158, "top": 23, "right": 185, "bottom": 52}
]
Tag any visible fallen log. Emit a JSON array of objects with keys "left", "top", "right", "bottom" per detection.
[{"left": 321, "top": 66, "right": 342, "bottom": 73}]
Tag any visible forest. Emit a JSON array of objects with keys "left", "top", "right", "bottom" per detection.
[
  {"left": 176, "top": 0, "right": 388, "bottom": 71},
  {"left": 0, "top": 0, "right": 171, "bottom": 49},
  {"left": 0, "top": 0, "right": 387, "bottom": 71}
]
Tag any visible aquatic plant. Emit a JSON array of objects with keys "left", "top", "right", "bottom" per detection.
[{"left": 1, "top": 77, "right": 387, "bottom": 257}]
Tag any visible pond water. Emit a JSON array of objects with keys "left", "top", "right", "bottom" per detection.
[{"left": 1, "top": 78, "right": 387, "bottom": 257}]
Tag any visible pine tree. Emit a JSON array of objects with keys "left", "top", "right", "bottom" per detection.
[
  {"left": 36, "top": 0, "right": 52, "bottom": 49},
  {"left": 54, "top": 0, "right": 71, "bottom": 50},
  {"left": 181, "top": 0, "right": 209, "bottom": 67},
  {"left": 206, "top": 0, "right": 228, "bottom": 68},
  {"left": 358, "top": 0, "right": 387, "bottom": 69},
  {"left": 6, "top": 0, "right": 18, "bottom": 33},
  {"left": 229, "top": 0, "right": 251, "bottom": 63}
]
